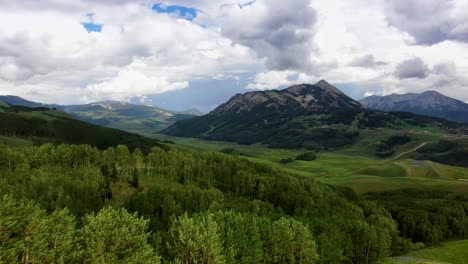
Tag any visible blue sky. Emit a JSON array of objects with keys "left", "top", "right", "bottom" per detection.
[
  {"left": 1, "top": 0, "right": 468, "bottom": 108},
  {"left": 82, "top": 22, "right": 102, "bottom": 32},
  {"left": 152, "top": 3, "right": 197, "bottom": 21}
]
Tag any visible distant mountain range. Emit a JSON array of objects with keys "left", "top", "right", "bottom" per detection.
[
  {"left": 360, "top": 91, "right": 468, "bottom": 124},
  {"left": 0, "top": 95, "right": 49, "bottom": 108},
  {"left": 0, "top": 103, "right": 164, "bottom": 151},
  {"left": 163, "top": 80, "right": 466, "bottom": 149},
  {"left": 0, "top": 96, "right": 202, "bottom": 135}
]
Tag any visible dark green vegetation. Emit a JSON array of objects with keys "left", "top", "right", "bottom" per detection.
[
  {"left": 360, "top": 91, "right": 468, "bottom": 124},
  {"left": 163, "top": 81, "right": 467, "bottom": 150},
  {"left": 366, "top": 189, "right": 468, "bottom": 246},
  {"left": 296, "top": 151, "right": 318, "bottom": 161},
  {"left": 1, "top": 143, "right": 436, "bottom": 264},
  {"left": 0, "top": 96, "right": 201, "bottom": 135},
  {"left": 0, "top": 104, "right": 164, "bottom": 152},
  {"left": 3, "top": 84, "right": 468, "bottom": 263},
  {"left": 376, "top": 135, "right": 412, "bottom": 157},
  {"left": 153, "top": 135, "right": 468, "bottom": 263},
  {"left": 409, "top": 139, "right": 468, "bottom": 168}
]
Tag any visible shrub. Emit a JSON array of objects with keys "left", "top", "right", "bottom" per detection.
[{"left": 296, "top": 152, "right": 317, "bottom": 161}]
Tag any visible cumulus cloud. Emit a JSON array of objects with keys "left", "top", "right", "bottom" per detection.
[
  {"left": 85, "top": 68, "right": 188, "bottom": 102},
  {"left": 219, "top": 0, "right": 318, "bottom": 72},
  {"left": 0, "top": 0, "right": 258, "bottom": 103},
  {"left": 348, "top": 54, "right": 387, "bottom": 68},
  {"left": 385, "top": 0, "right": 468, "bottom": 45},
  {"left": 1, "top": 0, "right": 468, "bottom": 106},
  {"left": 394, "top": 57, "right": 430, "bottom": 79},
  {"left": 433, "top": 62, "right": 457, "bottom": 76},
  {"left": 246, "top": 70, "right": 316, "bottom": 90}
]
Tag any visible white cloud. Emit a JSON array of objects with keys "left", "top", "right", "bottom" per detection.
[
  {"left": 1, "top": 0, "right": 468, "bottom": 106},
  {"left": 384, "top": 0, "right": 468, "bottom": 45},
  {"left": 218, "top": 0, "right": 318, "bottom": 72},
  {"left": 0, "top": 0, "right": 259, "bottom": 103},
  {"left": 246, "top": 70, "right": 316, "bottom": 90}
]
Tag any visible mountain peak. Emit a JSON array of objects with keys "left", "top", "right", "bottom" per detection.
[
  {"left": 359, "top": 90, "right": 468, "bottom": 123},
  {"left": 421, "top": 90, "right": 443, "bottom": 96},
  {"left": 315, "top": 80, "right": 344, "bottom": 94},
  {"left": 211, "top": 82, "right": 362, "bottom": 116}
]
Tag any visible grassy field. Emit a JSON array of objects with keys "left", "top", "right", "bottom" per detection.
[
  {"left": 381, "top": 240, "right": 468, "bottom": 264},
  {"left": 155, "top": 134, "right": 468, "bottom": 193},
  {"left": 0, "top": 135, "right": 34, "bottom": 147}
]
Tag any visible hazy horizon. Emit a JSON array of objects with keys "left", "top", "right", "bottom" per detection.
[{"left": 1, "top": 0, "right": 467, "bottom": 111}]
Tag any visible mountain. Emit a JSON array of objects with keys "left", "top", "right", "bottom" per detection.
[
  {"left": 0, "top": 95, "right": 49, "bottom": 108},
  {"left": 58, "top": 101, "right": 197, "bottom": 135},
  {"left": 179, "top": 108, "right": 205, "bottom": 116},
  {"left": 162, "top": 80, "right": 467, "bottom": 149},
  {"left": 0, "top": 96, "right": 197, "bottom": 135},
  {"left": 0, "top": 104, "right": 165, "bottom": 151},
  {"left": 211, "top": 80, "right": 363, "bottom": 116},
  {"left": 359, "top": 91, "right": 468, "bottom": 123}
]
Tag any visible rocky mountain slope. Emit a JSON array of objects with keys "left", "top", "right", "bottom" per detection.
[
  {"left": 360, "top": 91, "right": 468, "bottom": 123},
  {"left": 163, "top": 80, "right": 466, "bottom": 149}
]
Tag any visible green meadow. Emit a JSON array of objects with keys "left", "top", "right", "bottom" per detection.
[
  {"left": 381, "top": 240, "right": 468, "bottom": 264},
  {"left": 155, "top": 133, "right": 468, "bottom": 194}
]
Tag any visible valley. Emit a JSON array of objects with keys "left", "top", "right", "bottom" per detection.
[
  {"left": 155, "top": 134, "right": 468, "bottom": 194},
  {"left": 3, "top": 1, "right": 468, "bottom": 263},
  {"left": 0, "top": 96, "right": 200, "bottom": 136},
  {"left": 2, "top": 83, "right": 468, "bottom": 264}
]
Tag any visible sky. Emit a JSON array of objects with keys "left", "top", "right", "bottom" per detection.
[{"left": 0, "top": 0, "right": 467, "bottom": 112}]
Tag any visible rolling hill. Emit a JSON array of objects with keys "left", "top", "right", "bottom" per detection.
[
  {"left": 162, "top": 80, "right": 467, "bottom": 150},
  {"left": 360, "top": 91, "right": 468, "bottom": 124},
  {"left": 0, "top": 96, "right": 200, "bottom": 135},
  {"left": 58, "top": 101, "right": 199, "bottom": 135},
  {"left": 0, "top": 95, "right": 49, "bottom": 108},
  {"left": 0, "top": 103, "right": 166, "bottom": 151}
]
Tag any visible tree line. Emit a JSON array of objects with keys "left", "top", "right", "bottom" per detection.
[{"left": 1, "top": 143, "right": 465, "bottom": 263}]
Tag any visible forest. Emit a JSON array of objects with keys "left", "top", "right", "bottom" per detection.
[{"left": 2, "top": 143, "right": 468, "bottom": 263}]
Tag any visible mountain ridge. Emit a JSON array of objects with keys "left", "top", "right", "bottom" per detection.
[
  {"left": 360, "top": 91, "right": 468, "bottom": 123},
  {"left": 0, "top": 103, "right": 164, "bottom": 151},
  {"left": 163, "top": 80, "right": 467, "bottom": 149},
  {"left": 0, "top": 96, "right": 200, "bottom": 135},
  {"left": 210, "top": 80, "right": 364, "bottom": 116}
]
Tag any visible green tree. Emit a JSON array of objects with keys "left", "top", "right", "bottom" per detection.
[
  {"left": 80, "top": 207, "right": 160, "bottom": 264},
  {"left": 0, "top": 195, "right": 77, "bottom": 264},
  {"left": 213, "top": 211, "right": 263, "bottom": 264},
  {"left": 168, "top": 213, "right": 225, "bottom": 264},
  {"left": 263, "top": 217, "right": 319, "bottom": 264}
]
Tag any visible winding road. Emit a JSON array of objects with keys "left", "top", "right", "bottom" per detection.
[{"left": 392, "top": 142, "right": 428, "bottom": 159}]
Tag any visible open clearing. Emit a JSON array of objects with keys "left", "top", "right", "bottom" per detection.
[
  {"left": 381, "top": 240, "right": 468, "bottom": 264},
  {"left": 156, "top": 134, "right": 468, "bottom": 194}
]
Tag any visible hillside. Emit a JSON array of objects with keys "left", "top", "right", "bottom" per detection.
[
  {"left": 0, "top": 95, "right": 49, "bottom": 108},
  {"left": 59, "top": 101, "right": 198, "bottom": 135},
  {"left": 360, "top": 91, "right": 468, "bottom": 123},
  {"left": 0, "top": 104, "right": 165, "bottom": 151},
  {"left": 0, "top": 96, "right": 199, "bottom": 135},
  {"left": 162, "top": 81, "right": 467, "bottom": 149}
]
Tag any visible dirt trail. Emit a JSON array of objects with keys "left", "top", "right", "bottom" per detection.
[{"left": 392, "top": 142, "right": 428, "bottom": 159}]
